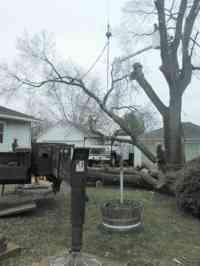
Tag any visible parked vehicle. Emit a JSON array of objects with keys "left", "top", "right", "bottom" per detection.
[
  {"left": 88, "top": 143, "right": 134, "bottom": 167},
  {"left": 88, "top": 146, "right": 111, "bottom": 166}
]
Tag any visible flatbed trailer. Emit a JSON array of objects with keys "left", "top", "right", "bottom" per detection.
[{"left": 0, "top": 142, "right": 73, "bottom": 194}]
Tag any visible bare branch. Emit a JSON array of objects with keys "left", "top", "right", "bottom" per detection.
[
  {"left": 192, "top": 65, "right": 200, "bottom": 70},
  {"left": 65, "top": 78, "right": 156, "bottom": 162},
  {"left": 123, "top": 8, "right": 157, "bottom": 15},
  {"left": 103, "top": 70, "right": 129, "bottom": 106},
  {"left": 190, "top": 31, "right": 200, "bottom": 57},
  {"left": 89, "top": 117, "right": 139, "bottom": 146},
  {"left": 190, "top": 35, "right": 200, "bottom": 49},
  {"left": 111, "top": 105, "right": 139, "bottom": 112},
  {"left": 182, "top": 0, "right": 200, "bottom": 61},
  {"left": 129, "top": 31, "right": 154, "bottom": 38},
  {"left": 43, "top": 56, "right": 63, "bottom": 80},
  {"left": 181, "top": 0, "right": 200, "bottom": 92},
  {"left": 154, "top": 0, "right": 169, "bottom": 64},
  {"left": 172, "top": 0, "right": 187, "bottom": 51},
  {"left": 169, "top": 0, "right": 176, "bottom": 12},
  {"left": 52, "top": 88, "right": 71, "bottom": 122}
]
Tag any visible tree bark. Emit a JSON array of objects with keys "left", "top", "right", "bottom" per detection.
[
  {"left": 87, "top": 168, "right": 158, "bottom": 190},
  {"left": 87, "top": 167, "right": 176, "bottom": 195},
  {"left": 166, "top": 90, "right": 183, "bottom": 165}
]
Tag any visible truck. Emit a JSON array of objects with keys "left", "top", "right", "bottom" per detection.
[
  {"left": 88, "top": 142, "right": 134, "bottom": 167},
  {"left": 88, "top": 145, "right": 111, "bottom": 166}
]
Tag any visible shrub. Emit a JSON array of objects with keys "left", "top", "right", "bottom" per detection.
[{"left": 175, "top": 165, "right": 200, "bottom": 218}]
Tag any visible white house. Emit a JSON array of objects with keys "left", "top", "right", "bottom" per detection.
[
  {"left": 37, "top": 121, "right": 104, "bottom": 147},
  {"left": 0, "top": 105, "right": 37, "bottom": 152}
]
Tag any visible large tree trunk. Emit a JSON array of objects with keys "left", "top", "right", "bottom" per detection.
[{"left": 163, "top": 90, "right": 183, "bottom": 166}]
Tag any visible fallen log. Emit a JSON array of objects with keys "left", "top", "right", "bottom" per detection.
[
  {"left": 88, "top": 167, "right": 141, "bottom": 175},
  {"left": 87, "top": 167, "right": 177, "bottom": 196},
  {"left": 87, "top": 169, "right": 162, "bottom": 191}
]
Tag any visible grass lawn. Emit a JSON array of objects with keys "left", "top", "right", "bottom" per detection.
[{"left": 0, "top": 185, "right": 200, "bottom": 266}]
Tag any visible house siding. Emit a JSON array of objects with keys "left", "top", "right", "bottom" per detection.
[
  {"left": 37, "top": 123, "right": 102, "bottom": 147},
  {"left": 185, "top": 143, "right": 200, "bottom": 161},
  {"left": 0, "top": 119, "right": 31, "bottom": 152},
  {"left": 134, "top": 140, "right": 200, "bottom": 167}
]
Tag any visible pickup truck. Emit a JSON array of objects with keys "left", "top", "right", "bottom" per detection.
[{"left": 88, "top": 146, "right": 111, "bottom": 166}]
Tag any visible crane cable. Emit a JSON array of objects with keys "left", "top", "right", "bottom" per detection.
[
  {"left": 106, "top": 0, "right": 112, "bottom": 91},
  {"left": 81, "top": 0, "right": 112, "bottom": 83},
  {"left": 106, "top": 23, "right": 112, "bottom": 91},
  {"left": 81, "top": 41, "right": 108, "bottom": 80}
]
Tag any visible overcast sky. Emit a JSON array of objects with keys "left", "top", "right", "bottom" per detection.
[{"left": 0, "top": 0, "right": 200, "bottom": 126}]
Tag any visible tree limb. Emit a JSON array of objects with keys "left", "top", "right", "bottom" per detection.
[
  {"left": 111, "top": 105, "right": 138, "bottom": 112},
  {"left": 190, "top": 31, "right": 199, "bottom": 57},
  {"left": 181, "top": 0, "right": 200, "bottom": 93},
  {"left": 172, "top": 0, "right": 187, "bottom": 51},
  {"left": 43, "top": 56, "right": 63, "bottom": 80},
  {"left": 192, "top": 65, "right": 200, "bottom": 70},
  {"left": 154, "top": 0, "right": 169, "bottom": 65},
  {"left": 65, "top": 79, "right": 156, "bottom": 162},
  {"left": 103, "top": 72, "right": 129, "bottom": 106},
  {"left": 2, "top": 57, "right": 157, "bottom": 162},
  {"left": 130, "top": 63, "right": 168, "bottom": 117},
  {"left": 182, "top": 0, "right": 200, "bottom": 63}
]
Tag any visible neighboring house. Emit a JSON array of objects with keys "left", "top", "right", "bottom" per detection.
[
  {"left": 0, "top": 105, "right": 37, "bottom": 152},
  {"left": 134, "top": 122, "right": 200, "bottom": 167},
  {"left": 37, "top": 121, "right": 104, "bottom": 147}
]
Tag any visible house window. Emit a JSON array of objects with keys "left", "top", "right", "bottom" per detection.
[{"left": 0, "top": 123, "right": 3, "bottom": 143}]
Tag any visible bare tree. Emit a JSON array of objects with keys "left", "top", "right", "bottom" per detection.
[
  {"left": 0, "top": 32, "right": 157, "bottom": 162},
  {"left": 1, "top": 32, "right": 114, "bottom": 133},
  {"left": 120, "top": 0, "right": 200, "bottom": 166}
]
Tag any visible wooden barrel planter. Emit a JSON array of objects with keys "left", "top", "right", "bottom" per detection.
[{"left": 101, "top": 200, "right": 143, "bottom": 232}]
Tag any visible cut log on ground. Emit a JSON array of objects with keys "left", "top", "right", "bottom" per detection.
[
  {"left": 16, "top": 183, "right": 54, "bottom": 201},
  {"left": 0, "top": 202, "right": 36, "bottom": 217},
  {"left": 0, "top": 183, "right": 54, "bottom": 217},
  {"left": 0, "top": 242, "right": 20, "bottom": 260},
  {"left": 87, "top": 168, "right": 167, "bottom": 192}
]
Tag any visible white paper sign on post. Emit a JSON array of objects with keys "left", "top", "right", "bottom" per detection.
[{"left": 75, "top": 160, "right": 85, "bottom": 172}]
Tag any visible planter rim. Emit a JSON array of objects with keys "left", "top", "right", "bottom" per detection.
[
  {"left": 102, "top": 221, "right": 142, "bottom": 231},
  {"left": 101, "top": 200, "right": 143, "bottom": 211}
]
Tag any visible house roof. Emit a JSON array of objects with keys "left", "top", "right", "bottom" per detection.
[
  {"left": 141, "top": 122, "right": 200, "bottom": 141},
  {"left": 0, "top": 105, "right": 38, "bottom": 122}
]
